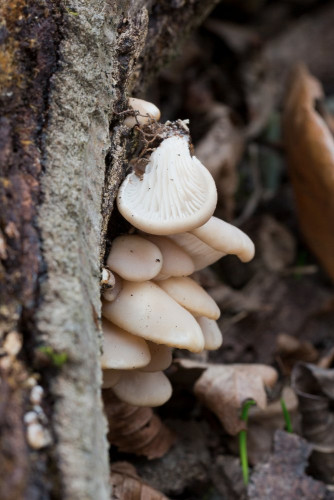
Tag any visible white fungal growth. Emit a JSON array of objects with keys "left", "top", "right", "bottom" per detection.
[
  {"left": 30, "top": 385, "right": 44, "bottom": 405},
  {"left": 124, "top": 98, "right": 161, "bottom": 128},
  {"left": 117, "top": 135, "right": 217, "bottom": 235},
  {"left": 101, "top": 267, "right": 115, "bottom": 287},
  {"left": 26, "top": 423, "right": 52, "bottom": 450},
  {"left": 24, "top": 411, "right": 39, "bottom": 425},
  {"left": 101, "top": 125, "right": 255, "bottom": 409}
]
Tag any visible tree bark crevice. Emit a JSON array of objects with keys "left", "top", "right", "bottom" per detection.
[{"left": 0, "top": 1, "right": 223, "bottom": 498}]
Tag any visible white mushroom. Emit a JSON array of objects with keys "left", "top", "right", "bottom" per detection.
[
  {"left": 30, "top": 385, "right": 44, "bottom": 405},
  {"left": 101, "top": 318, "right": 151, "bottom": 370},
  {"left": 157, "top": 277, "right": 220, "bottom": 320},
  {"left": 102, "top": 273, "right": 123, "bottom": 302},
  {"left": 112, "top": 370, "right": 172, "bottom": 407},
  {"left": 101, "top": 267, "right": 115, "bottom": 287},
  {"left": 124, "top": 97, "right": 161, "bottom": 128},
  {"left": 197, "top": 317, "right": 223, "bottom": 350},
  {"left": 26, "top": 423, "right": 52, "bottom": 450},
  {"left": 117, "top": 135, "right": 217, "bottom": 235},
  {"left": 169, "top": 232, "right": 225, "bottom": 271},
  {"left": 139, "top": 342, "right": 173, "bottom": 372},
  {"left": 142, "top": 234, "right": 195, "bottom": 279},
  {"left": 106, "top": 235, "right": 163, "bottom": 281},
  {"left": 24, "top": 411, "right": 39, "bottom": 425},
  {"left": 102, "top": 280, "right": 205, "bottom": 353},
  {"left": 191, "top": 216, "right": 255, "bottom": 263}
]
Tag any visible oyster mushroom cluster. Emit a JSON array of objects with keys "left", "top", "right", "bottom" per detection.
[{"left": 101, "top": 102, "right": 255, "bottom": 408}]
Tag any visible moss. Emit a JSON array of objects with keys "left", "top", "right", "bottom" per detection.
[{"left": 38, "top": 346, "right": 69, "bottom": 367}]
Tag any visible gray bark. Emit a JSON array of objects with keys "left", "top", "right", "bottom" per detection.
[{"left": 0, "top": 1, "right": 220, "bottom": 498}]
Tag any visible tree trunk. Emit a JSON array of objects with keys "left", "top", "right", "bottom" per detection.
[{"left": 0, "top": 1, "right": 220, "bottom": 498}]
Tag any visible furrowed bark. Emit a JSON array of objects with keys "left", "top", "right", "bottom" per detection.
[{"left": 0, "top": 0, "right": 220, "bottom": 498}]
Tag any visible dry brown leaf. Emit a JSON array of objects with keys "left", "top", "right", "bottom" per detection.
[
  {"left": 103, "top": 390, "right": 175, "bottom": 460},
  {"left": 110, "top": 461, "right": 169, "bottom": 500},
  {"left": 176, "top": 359, "right": 277, "bottom": 435},
  {"left": 195, "top": 103, "right": 245, "bottom": 221},
  {"left": 283, "top": 64, "right": 334, "bottom": 282},
  {"left": 318, "top": 347, "right": 334, "bottom": 369},
  {"left": 276, "top": 333, "right": 318, "bottom": 374}
]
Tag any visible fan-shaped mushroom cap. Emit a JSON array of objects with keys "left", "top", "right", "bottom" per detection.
[
  {"left": 139, "top": 342, "right": 173, "bottom": 372},
  {"left": 169, "top": 232, "right": 225, "bottom": 271},
  {"left": 102, "top": 281, "right": 205, "bottom": 353},
  {"left": 117, "top": 135, "right": 217, "bottom": 235},
  {"left": 124, "top": 98, "right": 161, "bottom": 128},
  {"left": 191, "top": 216, "right": 255, "bottom": 263},
  {"left": 102, "top": 369, "right": 122, "bottom": 389},
  {"left": 101, "top": 319, "right": 151, "bottom": 370},
  {"left": 112, "top": 370, "right": 172, "bottom": 407},
  {"left": 143, "top": 235, "right": 195, "bottom": 280},
  {"left": 107, "top": 235, "right": 163, "bottom": 282},
  {"left": 157, "top": 277, "right": 220, "bottom": 320},
  {"left": 197, "top": 317, "right": 223, "bottom": 350}
]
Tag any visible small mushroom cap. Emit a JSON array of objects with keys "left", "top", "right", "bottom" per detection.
[
  {"left": 102, "top": 280, "right": 205, "bottom": 353},
  {"left": 102, "top": 273, "right": 123, "bottom": 302},
  {"left": 112, "top": 370, "right": 172, "bottom": 407},
  {"left": 139, "top": 341, "right": 173, "bottom": 372},
  {"left": 101, "top": 319, "right": 151, "bottom": 370},
  {"left": 157, "top": 277, "right": 220, "bottom": 320},
  {"left": 102, "top": 369, "right": 122, "bottom": 388},
  {"left": 101, "top": 268, "right": 115, "bottom": 287},
  {"left": 107, "top": 235, "right": 163, "bottom": 282},
  {"left": 197, "top": 317, "right": 223, "bottom": 350},
  {"left": 143, "top": 235, "right": 195, "bottom": 280},
  {"left": 169, "top": 232, "right": 225, "bottom": 271},
  {"left": 191, "top": 216, "right": 255, "bottom": 263},
  {"left": 117, "top": 135, "right": 217, "bottom": 235},
  {"left": 124, "top": 98, "right": 161, "bottom": 127}
]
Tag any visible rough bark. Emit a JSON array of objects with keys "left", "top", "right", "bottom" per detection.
[{"left": 0, "top": 0, "right": 220, "bottom": 499}]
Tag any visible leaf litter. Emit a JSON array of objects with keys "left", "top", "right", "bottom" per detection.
[{"left": 109, "top": 1, "right": 334, "bottom": 498}]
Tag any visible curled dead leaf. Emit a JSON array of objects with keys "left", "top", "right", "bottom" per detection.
[
  {"left": 176, "top": 359, "right": 277, "bottom": 435},
  {"left": 110, "top": 461, "right": 169, "bottom": 500},
  {"left": 292, "top": 362, "right": 334, "bottom": 484},
  {"left": 276, "top": 333, "right": 318, "bottom": 374},
  {"left": 103, "top": 390, "right": 175, "bottom": 460},
  {"left": 283, "top": 64, "right": 334, "bottom": 282}
]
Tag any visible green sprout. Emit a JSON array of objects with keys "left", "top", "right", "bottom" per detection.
[
  {"left": 239, "top": 399, "right": 256, "bottom": 486},
  {"left": 38, "top": 346, "right": 68, "bottom": 367},
  {"left": 280, "top": 398, "right": 293, "bottom": 433}
]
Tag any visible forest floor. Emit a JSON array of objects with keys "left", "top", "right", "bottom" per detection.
[{"left": 109, "top": 1, "right": 334, "bottom": 498}]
